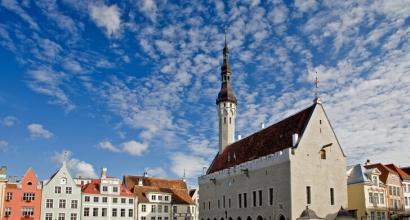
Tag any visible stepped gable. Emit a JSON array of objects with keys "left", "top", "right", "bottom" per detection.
[
  {"left": 123, "top": 176, "right": 194, "bottom": 204},
  {"left": 81, "top": 179, "right": 133, "bottom": 196},
  {"left": 207, "top": 103, "right": 316, "bottom": 174}
]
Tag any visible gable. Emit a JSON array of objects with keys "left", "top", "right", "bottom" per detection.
[
  {"left": 45, "top": 163, "right": 77, "bottom": 188},
  {"left": 295, "top": 103, "right": 346, "bottom": 158}
]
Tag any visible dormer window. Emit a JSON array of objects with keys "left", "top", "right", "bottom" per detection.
[
  {"left": 320, "top": 149, "right": 326, "bottom": 160},
  {"left": 372, "top": 176, "right": 378, "bottom": 186},
  {"left": 152, "top": 195, "right": 156, "bottom": 200}
]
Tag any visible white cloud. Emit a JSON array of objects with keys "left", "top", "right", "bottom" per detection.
[
  {"left": 1, "top": 0, "right": 39, "bottom": 30},
  {"left": 170, "top": 153, "right": 208, "bottom": 178},
  {"left": 89, "top": 4, "right": 121, "bottom": 37},
  {"left": 27, "top": 123, "right": 54, "bottom": 139},
  {"left": 146, "top": 167, "right": 167, "bottom": 178},
  {"left": 97, "top": 140, "right": 121, "bottom": 152},
  {"left": 97, "top": 139, "right": 148, "bottom": 156},
  {"left": 121, "top": 140, "right": 148, "bottom": 156},
  {"left": 1, "top": 116, "right": 17, "bottom": 127},
  {"left": 137, "top": 0, "right": 157, "bottom": 22},
  {"left": 0, "top": 140, "right": 8, "bottom": 151},
  {"left": 52, "top": 150, "right": 97, "bottom": 178},
  {"left": 28, "top": 68, "right": 75, "bottom": 111}
]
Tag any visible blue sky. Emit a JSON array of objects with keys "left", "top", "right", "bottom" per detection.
[{"left": 0, "top": 0, "right": 409, "bottom": 185}]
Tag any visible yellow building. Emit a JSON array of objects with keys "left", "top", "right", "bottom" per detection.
[{"left": 347, "top": 164, "right": 388, "bottom": 220}]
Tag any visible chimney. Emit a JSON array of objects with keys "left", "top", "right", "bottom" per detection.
[
  {"left": 292, "top": 133, "right": 299, "bottom": 147},
  {"left": 261, "top": 123, "right": 265, "bottom": 129},
  {"left": 237, "top": 135, "right": 242, "bottom": 140},
  {"left": 138, "top": 178, "right": 143, "bottom": 186},
  {"left": 365, "top": 159, "right": 371, "bottom": 166},
  {"left": 101, "top": 168, "right": 107, "bottom": 178}
]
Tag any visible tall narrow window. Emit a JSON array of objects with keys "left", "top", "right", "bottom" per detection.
[
  {"left": 218, "top": 200, "right": 220, "bottom": 209},
  {"left": 229, "top": 117, "right": 231, "bottom": 124},
  {"left": 269, "top": 188, "right": 273, "bottom": 205},
  {"left": 320, "top": 149, "right": 326, "bottom": 160},
  {"left": 223, "top": 196, "right": 226, "bottom": 208},
  {"left": 306, "top": 186, "right": 311, "bottom": 205},
  {"left": 238, "top": 194, "right": 242, "bottom": 208},
  {"left": 258, "top": 190, "right": 263, "bottom": 206},
  {"left": 330, "top": 188, "right": 334, "bottom": 205},
  {"left": 243, "top": 193, "right": 247, "bottom": 208},
  {"left": 228, "top": 198, "right": 231, "bottom": 208},
  {"left": 252, "top": 191, "right": 256, "bottom": 207}
]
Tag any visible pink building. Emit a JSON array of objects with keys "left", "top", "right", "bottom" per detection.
[{"left": 2, "top": 168, "right": 42, "bottom": 220}]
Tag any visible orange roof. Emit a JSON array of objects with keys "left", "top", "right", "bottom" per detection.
[
  {"left": 402, "top": 167, "right": 410, "bottom": 176},
  {"left": 365, "top": 163, "right": 399, "bottom": 184},
  {"left": 123, "top": 176, "right": 194, "bottom": 204},
  {"left": 385, "top": 164, "right": 410, "bottom": 181},
  {"left": 82, "top": 179, "right": 133, "bottom": 197},
  {"left": 207, "top": 104, "right": 315, "bottom": 174}
]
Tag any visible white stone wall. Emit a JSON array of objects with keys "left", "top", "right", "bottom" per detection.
[
  {"left": 218, "top": 101, "right": 236, "bottom": 152},
  {"left": 41, "top": 163, "right": 82, "bottom": 220},
  {"left": 172, "top": 204, "right": 196, "bottom": 220},
  {"left": 199, "top": 150, "right": 292, "bottom": 220},
  {"left": 290, "top": 104, "right": 348, "bottom": 220}
]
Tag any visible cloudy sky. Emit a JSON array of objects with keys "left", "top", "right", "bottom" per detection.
[{"left": 0, "top": 0, "right": 409, "bottom": 185}]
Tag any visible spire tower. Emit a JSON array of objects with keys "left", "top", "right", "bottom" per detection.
[{"left": 216, "top": 30, "right": 237, "bottom": 153}]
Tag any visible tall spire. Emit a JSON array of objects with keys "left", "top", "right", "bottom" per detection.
[{"left": 216, "top": 28, "right": 236, "bottom": 105}]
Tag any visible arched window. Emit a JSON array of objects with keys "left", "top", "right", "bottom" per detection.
[
  {"left": 224, "top": 117, "right": 226, "bottom": 124},
  {"left": 247, "top": 217, "right": 252, "bottom": 220},
  {"left": 320, "top": 149, "right": 326, "bottom": 160},
  {"left": 27, "top": 181, "right": 32, "bottom": 185},
  {"left": 257, "top": 216, "right": 263, "bottom": 220},
  {"left": 237, "top": 217, "right": 242, "bottom": 220},
  {"left": 229, "top": 117, "right": 231, "bottom": 124}
]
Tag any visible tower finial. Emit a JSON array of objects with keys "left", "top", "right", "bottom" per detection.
[
  {"left": 224, "top": 26, "right": 227, "bottom": 47},
  {"left": 314, "top": 71, "right": 321, "bottom": 104}
]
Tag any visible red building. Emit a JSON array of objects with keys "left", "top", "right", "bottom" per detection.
[{"left": 2, "top": 168, "right": 42, "bottom": 220}]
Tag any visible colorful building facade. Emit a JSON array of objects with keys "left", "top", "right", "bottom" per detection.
[
  {"left": 347, "top": 164, "right": 387, "bottom": 220},
  {"left": 40, "top": 162, "right": 82, "bottom": 220},
  {"left": 2, "top": 168, "right": 42, "bottom": 220},
  {"left": 81, "top": 168, "right": 135, "bottom": 220}
]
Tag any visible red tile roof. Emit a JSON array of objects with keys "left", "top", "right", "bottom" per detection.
[
  {"left": 402, "top": 167, "right": 410, "bottom": 176},
  {"left": 365, "top": 163, "right": 400, "bottom": 184},
  {"left": 385, "top": 164, "right": 410, "bottom": 181},
  {"left": 82, "top": 179, "right": 133, "bottom": 196},
  {"left": 123, "top": 176, "right": 194, "bottom": 205},
  {"left": 207, "top": 103, "right": 316, "bottom": 174}
]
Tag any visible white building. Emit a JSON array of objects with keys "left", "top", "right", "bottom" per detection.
[
  {"left": 0, "top": 166, "right": 7, "bottom": 218},
  {"left": 385, "top": 164, "right": 410, "bottom": 219},
  {"left": 81, "top": 168, "right": 135, "bottom": 220},
  {"left": 189, "top": 188, "right": 199, "bottom": 220},
  {"left": 123, "top": 175, "right": 196, "bottom": 220},
  {"left": 41, "top": 161, "right": 82, "bottom": 220},
  {"left": 199, "top": 41, "right": 347, "bottom": 220}
]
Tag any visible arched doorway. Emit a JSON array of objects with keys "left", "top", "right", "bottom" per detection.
[
  {"left": 257, "top": 216, "right": 263, "bottom": 220},
  {"left": 247, "top": 217, "right": 252, "bottom": 220},
  {"left": 279, "top": 215, "right": 285, "bottom": 220},
  {"left": 237, "top": 217, "right": 242, "bottom": 220},
  {"left": 221, "top": 218, "right": 225, "bottom": 220},
  {"left": 229, "top": 218, "right": 233, "bottom": 220}
]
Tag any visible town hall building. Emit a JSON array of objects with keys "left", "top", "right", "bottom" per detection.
[{"left": 198, "top": 39, "right": 348, "bottom": 220}]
